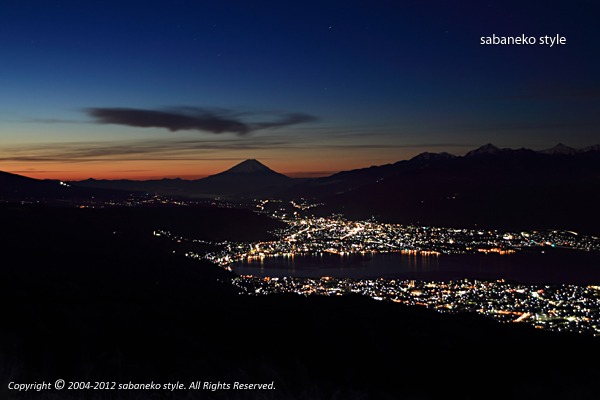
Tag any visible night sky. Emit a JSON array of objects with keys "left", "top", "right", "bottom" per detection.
[{"left": 1, "top": 0, "right": 598, "bottom": 179}]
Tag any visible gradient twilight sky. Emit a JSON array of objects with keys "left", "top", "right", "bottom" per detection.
[{"left": 1, "top": 0, "right": 599, "bottom": 180}]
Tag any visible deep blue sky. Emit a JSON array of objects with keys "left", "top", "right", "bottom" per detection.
[{"left": 1, "top": 0, "right": 598, "bottom": 179}]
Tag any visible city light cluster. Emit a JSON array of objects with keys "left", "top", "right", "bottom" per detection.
[
  {"left": 166, "top": 214, "right": 599, "bottom": 266},
  {"left": 233, "top": 276, "right": 600, "bottom": 337},
  {"left": 150, "top": 203, "right": 600, "bottom": 338}
]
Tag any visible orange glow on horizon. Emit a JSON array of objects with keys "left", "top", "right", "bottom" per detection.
[
  {"left": 4, "top": 155, "right": 399, "bottom": 181},
  {"left": 5, "top": 163, "right": 345, "bottom": 181},
  {"left": 7, "top": 166, "right": 339, "bottom": 181},
  {"left": 1, "top": 144, "right": 432, "bottom": 181}
]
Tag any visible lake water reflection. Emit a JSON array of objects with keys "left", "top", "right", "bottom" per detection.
[{"left": 232, "top": 249, "right": 600, "bottom": 285}]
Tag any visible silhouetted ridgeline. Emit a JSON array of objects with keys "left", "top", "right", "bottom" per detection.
[
  {"left": 1, "top": 204, "right": 599, "bottom": 399},
  {"left": 314, "top": 145, "right": 600, "bottom": 234},
  {"left": 70, "top": 145, "right": 600, "bottom": 234},
  {"left": 2, "top": 144, "right": 599, "bottom": 234},
  {"left": 0, "top": 170, "right": 133, "bottom": 202},
  {"left": 75, "top": 159, "right": 295, "bottom": 198}
]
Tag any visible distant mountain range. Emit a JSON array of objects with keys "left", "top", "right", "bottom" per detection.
[
  {"left": 0, "top": 170, "right": 127, "bottom": 202},
  {"left": 305, "top": 143, "right": 600, "bottom": 233},
  {"left": 66, "top": 143, "right": 599, "bottom": 198},
  {"left": 1, "top": 144, "right": 599, "bottom": 232},
  {"left": 72, "top": 158, "right": 295, "bottom": 198},
  {"left": 281, "top": 143, "right": 600, "bottom": 198}
]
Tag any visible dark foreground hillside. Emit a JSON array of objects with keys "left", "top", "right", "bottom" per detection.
[{"left": 0, "top": 204, "right": 599, "bottom": 399}]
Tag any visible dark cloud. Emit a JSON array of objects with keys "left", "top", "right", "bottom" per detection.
[{"left": 86, "top": 107, "right": 317, "bottom": 134}]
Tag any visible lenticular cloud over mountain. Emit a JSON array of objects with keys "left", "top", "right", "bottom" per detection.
[{"left": 86, "top": 107, "right": 317, "bottom": 135}]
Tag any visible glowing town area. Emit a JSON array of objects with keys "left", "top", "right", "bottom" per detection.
[
  {"left": 155, "top": 213, "right": 599, "bottom": 266},
  {"left": 153, "top": 207, "right": 600, "bottom": 337},
  {"left": 233, "top": 276, "right": 600, "bottom": 337}
]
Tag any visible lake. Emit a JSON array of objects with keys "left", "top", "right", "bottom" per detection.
[{"left": 232, "top": 248, "right": 600, "bottom": 285}]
